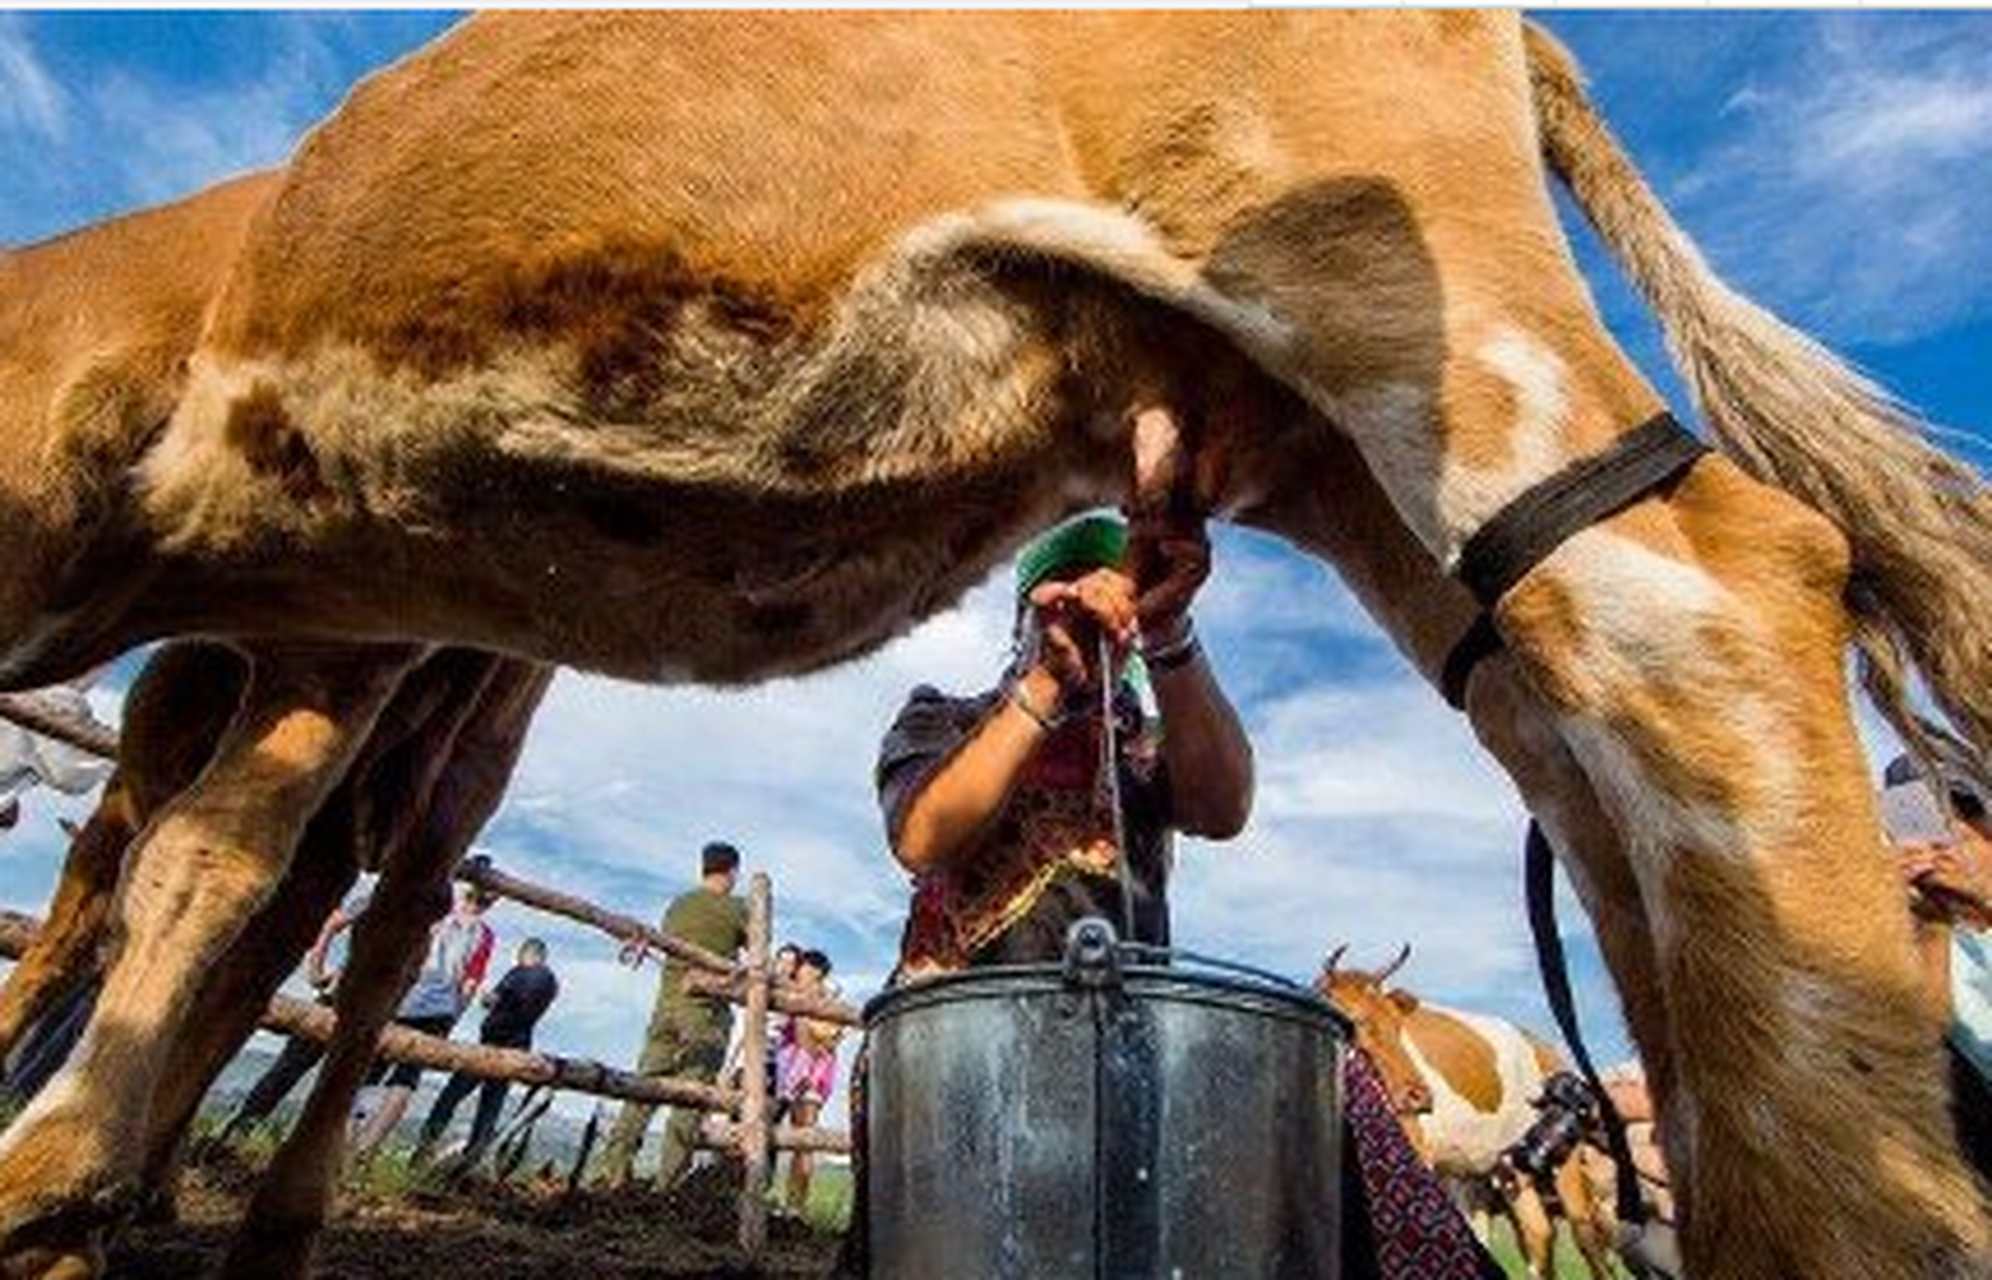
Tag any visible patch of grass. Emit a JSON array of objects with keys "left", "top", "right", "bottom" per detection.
[
  {"left": 798, "top": 1163, "right": 851, "bottom": 1234},
  {"left": 1482, "top": 1215, "right": 1629, "bottom": 1280}
]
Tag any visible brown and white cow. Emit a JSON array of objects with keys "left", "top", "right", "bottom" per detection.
[
  {"left": 4, "top": 14, "right": 1991, "bottom": 1280},
  {"left": 1322, "top": 947, "right": 1618, "bottom": 1280}
]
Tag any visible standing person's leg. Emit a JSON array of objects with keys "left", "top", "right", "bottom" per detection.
[
  {"left": 464, "top": 1077, "right": 512, "bottom": 1161},
  {"left": 655, "top": 1008, "right": 726, "bottom": 1191},
  {"left": 351, "top": 1012, "right": 452, "bottom": 1158},
  {"left": 221, "top": 1033, "right": 329, "bottom": 1141},
  {"left": 593, "top": 1013, "right": 682, "bottom": 1188},
  {"left": 419, "top": 1069, "right": 481, "bottom": 1154},
  {"left": 3, "top": 982, "right": 100, "bottom": 1103},
  {"left": 593, "top": 1100, "right": 658, "bottom": 1189},
  {"left": 785, "top": 1098, "right": 819, "bottom": 1212},
  {"left": 352, "top": 1082, "right": 417, "bottom": 1157}
]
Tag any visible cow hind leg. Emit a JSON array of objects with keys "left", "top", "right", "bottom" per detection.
[
  {"left": 0, "top": 644, "right": 417, "bottom": 1277},
  {"left": 0, "top": 643, "right": 243, "bottom": 1070},
  {"left": 1227, "top": 185, "right": 1987, "bottom": 1273},
  {"left": 1479, "top": 395, "right": 1983, "bottom": 1273},
  {"left": 1503, "top": 463, "right": 1990, "bottom": 1280},
  {"left": 136, "top": 804, "right": 360, "bottom": 1213},
  {"left": 0, "top": 792, "right": 132, "bottom": 1068}
]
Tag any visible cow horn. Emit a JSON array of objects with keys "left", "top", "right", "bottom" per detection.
[
  {"left": 1378, "top": 942, "right": 1412, "bottom": 981},
  {"left": 1323, "top": 944, "right": 1349, "bottom": 979}
]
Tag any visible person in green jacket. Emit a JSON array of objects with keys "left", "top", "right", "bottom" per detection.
[{"left": 592, "top": 840, "right": 750, "bottom": 1190}]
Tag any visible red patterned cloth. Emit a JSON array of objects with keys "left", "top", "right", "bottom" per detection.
[{"left": 1344, "top": 1050, "right": 1502, "bottom": 1280}]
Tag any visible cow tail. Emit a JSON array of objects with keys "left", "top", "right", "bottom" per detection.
[{"left": 1525, "top": 22, "right": 1992, "bottom": 775}]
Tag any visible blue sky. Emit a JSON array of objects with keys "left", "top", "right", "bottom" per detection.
[{"left": 3, "top": 13, "right": 1989, "bottom": 1127}]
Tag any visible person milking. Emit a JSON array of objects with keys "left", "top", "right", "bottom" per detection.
[
  {"left": 863, "top": 483, "right": 1503, "bottom": 1279},
  {"left": 881, "top": 497, "right": 1251, "bottom": 972}
]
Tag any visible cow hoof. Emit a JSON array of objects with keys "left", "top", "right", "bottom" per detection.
[
  {"left": 0, "top": 1126, "right": 133, "bottom": 1278},
  {"left": 0, "top": 1243, "right": 104, "bottom": 1280}
]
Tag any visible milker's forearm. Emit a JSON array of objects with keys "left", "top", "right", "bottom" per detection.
[
  {"left": 893, "top": 670, "right": 1058, "bottom": 873},
  {"left": 1152, "top": 657, "right": 1254, "bottom": 838}
]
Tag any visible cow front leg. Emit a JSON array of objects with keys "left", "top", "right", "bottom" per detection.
[
  {"left": 219, "top": 654, "right": 548, "bottom": 1280},
  {"left": 217, "top": 817, "right": 453, "bottom": 1280},
  {"left": 136, "top": 799, "right": 360, "bottom": 1213},
  {"left": 0, "top": 643, "right": 417, "bottom": 1278}
]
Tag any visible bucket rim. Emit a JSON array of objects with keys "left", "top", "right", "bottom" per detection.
[{"left": 864, "top": 956, "right": 1353, "bottom": 1037}]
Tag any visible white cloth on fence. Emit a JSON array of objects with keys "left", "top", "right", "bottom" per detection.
[{"left": 0, "top": 684, "right": 112, "bottom": 804}]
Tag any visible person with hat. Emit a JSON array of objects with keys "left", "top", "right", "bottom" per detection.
[
  {"left": 1883, "top": 737, "right": 1992, "bottom": 1177},
  {"left": 877, "top": 507, "right": 1253, "bottom": 973},
  {"left": 853, "top": 507, "right": 1505, "bottom": 1280},
  {"left": 591, "top": 839, "right": 750, "bottom": 1191}
]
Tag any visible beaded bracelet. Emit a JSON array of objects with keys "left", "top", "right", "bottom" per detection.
[
  {"left": 1008, "top": 682, "right": 1061, "bottom": 731},
  {"left": 1142, "top": 617, "right": 1201, "bottom": 672}
]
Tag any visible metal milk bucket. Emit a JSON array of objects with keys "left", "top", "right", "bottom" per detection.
[{"left": 864, "top": 919, "right": 1348, "bottom": 1280}]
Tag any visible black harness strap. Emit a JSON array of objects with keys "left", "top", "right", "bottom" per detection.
[
  {"left": 1457, "top": 412, "right": 1711, "bottom": 609},
  {"left": 1527, "top": 821, "right": 1647, "bottom": 1227},
  {"left": 1440, "top": 615, "right": 1503, "bottom": 713},
  {"left": 1439, "top": 412, "right": 1709, "bottom": 710}
]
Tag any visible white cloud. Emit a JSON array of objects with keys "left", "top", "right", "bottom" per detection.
[
  {"left": 83, "top": 22, "right": 349, "bottom": 207},
  {"left": 1679, "top": 14, "right": 1992, "bottom": 345},
  {"left": 0, "top": 16, "right": 63, "bottom": 141}
]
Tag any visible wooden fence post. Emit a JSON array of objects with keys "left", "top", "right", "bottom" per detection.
[{"left": 737, "top": 871, "right": 773, "bottom": 1258}]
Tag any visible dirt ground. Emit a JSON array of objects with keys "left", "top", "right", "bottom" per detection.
[{"left": 109, "top": 1158, "right": 845, "bottom": 1280}]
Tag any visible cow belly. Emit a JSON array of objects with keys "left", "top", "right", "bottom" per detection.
[
  {"left": 1416, "top": 1094, "right": 1534, "bottom": 1178},
  {"left": 1407, "top": 1010, "right": 1545, "bottom": 1177}
]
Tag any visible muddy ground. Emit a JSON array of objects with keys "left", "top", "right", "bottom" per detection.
[{"left": 110, "top": 1157, "right": 845, "bottom": 1280}]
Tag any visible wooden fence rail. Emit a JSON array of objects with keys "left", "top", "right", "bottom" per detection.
[
  {"left": 456, "top": 858, "right": 862, "bottom": 1028},
  {"left": 0, "top": 691, "right": 119, "bottom": 760},
  {"left": 0, "top": 909, "right": 737, "bottom": 1113}
]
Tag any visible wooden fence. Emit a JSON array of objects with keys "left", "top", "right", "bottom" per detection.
[
  {"left": 0, "top": 696, "right": 862, "bottom": 1258},
  {"left": 455, "top": 861, "right": 862, "bottom": 1255}
]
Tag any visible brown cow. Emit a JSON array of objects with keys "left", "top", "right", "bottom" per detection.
[
  {"left": 1322, "top": 948, "right": 1617, "bottom": 1280},
  {"left": 0, "top": 157, "right": 560, "bottom": 1279},
  {"left": 3, "top": 16, "right": 1990, "bottom": 1280}
]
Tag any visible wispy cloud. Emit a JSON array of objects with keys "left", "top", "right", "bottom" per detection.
[
  {"left": 1675, "top": 14, "right": 1992, "bottom": 345},
  {"left": 0, "top": 15, "right": 64, "bottom": 141}
]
